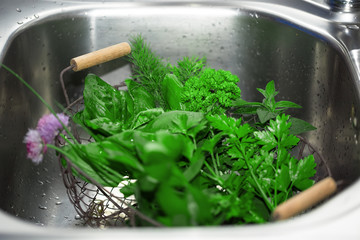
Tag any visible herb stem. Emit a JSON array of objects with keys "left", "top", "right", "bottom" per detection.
[
  {"left": 210, "top": 152, "right": 219, "bottom": 176},
  {"left": 215, "top": 153, "right": 221, "bottom": 168},
  {"left": 204, "top": 161, "right": 218, "bottom": 179},
  {"left": 46, "top": 144, "right": 73, "bottom": 160},
  {"left": 235, "top": 142, "right": 274, "bottom": 211},
  {"left": 284, "top": 182, "right": 294, "bottom": 201},
  {"left": 201, "top": 167, "right": 233, "bottom": 195},
  {"left": 274, "top": 144, "right": 281, "bottom": 207}
]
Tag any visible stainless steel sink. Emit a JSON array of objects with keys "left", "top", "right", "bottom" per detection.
[{"left": 1, "top": 0, "right": 360, "bottom": 238}]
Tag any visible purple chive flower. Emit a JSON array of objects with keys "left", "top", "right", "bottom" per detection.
[
  {"left": 23, "top": 129, "right": 44, "bottom": 165},
  {"left": 36, "top": 113, "right": 69, "bottom": 144},
  {"left": 24, "top": 113, "right": 69, "bottom": 164}
]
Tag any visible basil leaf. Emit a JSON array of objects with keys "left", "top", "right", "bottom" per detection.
[
  {"left": 84, "top": 117, "right": 123, "bottom": 136},
  {"left": 82, "top": 74, "right": 127, "bottom": 121},
  {"left": 126, "top": 79, "right": 156, "bottom": 114},
  {"left": 162, "top": 74, "right": 185, "bottom": 111},
  {"left": 143, "top": 111, "right": 204, "bottom": 133},
  {"left": 131, "top": 108, "right": 164, "bottom": 129}
]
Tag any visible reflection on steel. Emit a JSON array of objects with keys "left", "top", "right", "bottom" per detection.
[{"left": 327, "top": 0, "right": 360, "bottom": 11}]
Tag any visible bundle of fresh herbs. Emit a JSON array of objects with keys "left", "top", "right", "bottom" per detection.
[{"left": 17, "top": 35, "right": 318, "bottom": 226}]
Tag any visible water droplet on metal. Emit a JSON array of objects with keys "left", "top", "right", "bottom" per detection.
[
  {"left": 55, "top": 201, "right": 62, "bottom": 205},
  {"left": 17, "top": 21, "right": 23, "bottom": 25},
  {"left": 353, "top": 117, "right": 358, "bottom": 127},
  {"left": 37, "top": 180, "right": 44, "bottom": 185},
  {"left": 38, "top": 205, "right": 47, "bottom": 210},
  {"left": 75, "top": 214, "right": 81, "bottom": 220},
  {"left": 16, "top": 8, "right": 22, "bottom": 12},
  {"left": 34, "top": 14, "right": 39, "bottom": 19}
]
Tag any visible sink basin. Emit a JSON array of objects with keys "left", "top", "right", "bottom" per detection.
[{"left": 0, "top": 0, "right": 360, "bottom": 238}]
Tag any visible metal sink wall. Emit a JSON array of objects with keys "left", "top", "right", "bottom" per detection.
[{"left": 0, "top": 0, "right": 360, "bottom": 238}]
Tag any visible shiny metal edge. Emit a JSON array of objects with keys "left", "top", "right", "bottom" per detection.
[{"left": 0, "top": 0, "right": 360, "bottom": 238}]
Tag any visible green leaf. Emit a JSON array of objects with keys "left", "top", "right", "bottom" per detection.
[
  {"left": 254, "top": 130, "right": 277, "bottom": 151},
  {"left": 245, "top": 198, "right": 270, "bottom": 223},
  {"left": 232, "top": 98, "right": 262, "bottom": 108},
  {"left": 101, "top": 140, "right": 144, "bottom": 173},
  {"left": 289, "top": 117, "right": 317, "bottom": 135},
  {"left": 82, "top": 74, "right": 127, "bottom": 121},
  {"left": 131, "top": 108, "right": 164, "bottom": 129},
  {"left": 85, "top": 117, "right": 123, "bottom": 136},
  {"left": 65, "top": 143, "right": 125, "bottom": 187},
  {"left": 120, "top": 182, "right": 136, "bottom": 198},
  {"left": 256, "top": 108, "right": 278, "bottom": 123},
  {"left": 183, "top": 150, "right": 205, "bottom": 181},
  {"left": 232, "top": 98, "right": 262, "bottom": 115},
  {"left": 156, "top": 183, "right": 189, "bottom": 225},
  {"left": 75, "top": 74, "right": 134, "bottom": 137},
  {"left": 143, "top": 111, "right": 205, "bottom": 134},
  {"left": 201, "top": 133, "right": 223, "bottom": 154},
  {"left": 207, "top": 114, "right": 242, "bottom": 136},
  {"left": 162, "top": 74, "right": 185, "bottom": 111},
  {"left": 275, "top": 101, "right": 302, "bottom": 109},
  {"left": 257, "top": 80, "right": 277, "bottom": 111},
  {"left": 126, "top": 79, "right": 156, "bottom": 115},
  {"left": 289, "top": 155, "right": 317, "bottom": 190},
  {"left": 276, "top": 164, "right": 291, "bottom": 192},
  {"left": 186, "top": 185, "right": 212, "bottom": 224}
]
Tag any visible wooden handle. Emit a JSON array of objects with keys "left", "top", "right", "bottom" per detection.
[
  {"left": 70, "top": 42, "right": 131, "bottom": 71},
  {"left": 272, "top": 177, "right": 337, "bottom": 221}
]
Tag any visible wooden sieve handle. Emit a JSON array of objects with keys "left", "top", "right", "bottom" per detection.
[
  {"left": 272, "top": 177, "right": 337, "bottom": 221},
  {"left": 70, "top": 42, "right": 131, "bottom": 72}
]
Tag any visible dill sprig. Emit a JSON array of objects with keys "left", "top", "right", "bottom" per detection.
[
  {"left": 128, "top": 35, "right": 169, "bottom": 108},
  {"left": 171, "top": 56, "right": 207, "bottom": 84}
]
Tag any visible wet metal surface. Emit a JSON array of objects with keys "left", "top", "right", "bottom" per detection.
[{"left": 0, "top": 0, "right": 360, "bottom": 238}]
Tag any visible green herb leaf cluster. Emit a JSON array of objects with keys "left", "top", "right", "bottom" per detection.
[
  {"left": 182, "top": 68, "right": 241, "bottom": 115},
  {"left": 63, "top": 36, "right": 318, "bottom": 226}
]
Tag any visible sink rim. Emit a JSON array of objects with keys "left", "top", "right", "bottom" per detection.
[{"left": 0, "top": 179, "right": 359, "bottom": 238}]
